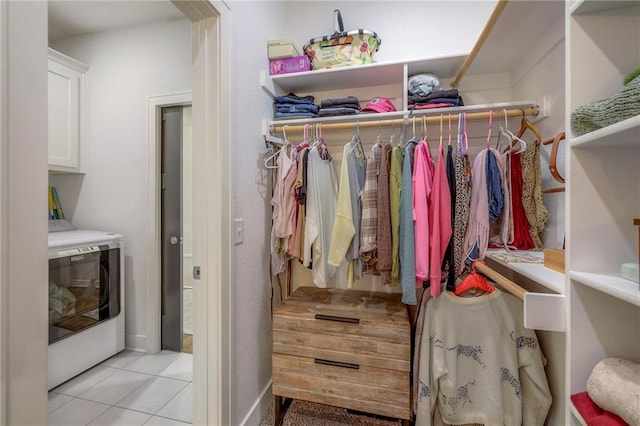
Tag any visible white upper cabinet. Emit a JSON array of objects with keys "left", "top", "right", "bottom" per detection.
[{"left": 48, "top": 48, "right": 88, "bottom": 173}]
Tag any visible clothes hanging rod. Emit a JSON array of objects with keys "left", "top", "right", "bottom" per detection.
[
  {"left": 473, "top": 261, "right": 526, "bottom": 301},
  {"left": 450, "top": 0, "right": 509, "bottom": 88},
  {"left": 270, "top": 105, "right": 538, "bottom": 135}
]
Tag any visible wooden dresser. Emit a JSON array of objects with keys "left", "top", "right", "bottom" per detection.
[{"left": 272, "top": 286, "right": 411, "bottom": 425}]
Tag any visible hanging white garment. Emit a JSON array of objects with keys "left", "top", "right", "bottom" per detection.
[{"left": 303, "top": 145, "right": 339, "bottom": 287}]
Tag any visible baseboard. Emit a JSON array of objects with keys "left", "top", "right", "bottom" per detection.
[
  {"left": 240, "top": 380, "right": 272, "bottom": 426},
  {"left": 125, "top": 333, "right": 146, "bottom": 352}
]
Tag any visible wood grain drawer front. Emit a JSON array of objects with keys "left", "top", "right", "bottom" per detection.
[
  {"left": 273, "top": 313, "right": 409, "bottom": 345},
  {"left": 273, "top": 287, "right": 410, "bottom": 370},
  {"left": 273, "top": 329, "right": 410, "bottom": 371},
  {"left": 273, "top": 353, "right": 411, "bottom": 420}
]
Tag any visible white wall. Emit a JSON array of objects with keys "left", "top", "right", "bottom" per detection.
[
  {"left": 229, "top": 3, "right": 287, "bottom": 424},
  {"left": 283, "top": 1, "right": 496, "bottom": 63},
  {"left": 1, "top": 1, "right": 49, "bottom": 424},
  {"left": 512, "top": 16, "right": 566, "bottom": 250},
  {"left": 49, "top": 18, "right": 192, "bottom": 349}
]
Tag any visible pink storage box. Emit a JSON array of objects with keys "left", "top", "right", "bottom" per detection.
[{"left": 269, "top": 56, "right": 311, "bottom": 75}]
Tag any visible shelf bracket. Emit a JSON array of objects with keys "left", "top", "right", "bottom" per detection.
[
  {"left": 262, "top": 119, "right": 283, "bottom": 148},
  {"left": 260, "top": 70, "right": 278, "bottom": 98}
]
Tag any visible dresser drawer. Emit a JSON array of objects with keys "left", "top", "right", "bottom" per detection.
[
  {"left": 274, "top": 287, "right": 409, "bottom": 339},
  {"left": 272, "top": 287, "right": 411, "bottom": 421},
  {"left": 273, "top": 353, "right": 410, "bottom": 420},
  {"left": 273, "top": 328, "right": 410, "bottom": 371}
]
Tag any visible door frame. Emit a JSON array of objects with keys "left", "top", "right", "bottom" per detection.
[
  {"left": 147, "top": 91, "right": 192, "bottom": 355},
  {"left": 0, "top": 0, "right": 232, "bottom": 424},
  {"left": 151, "top": 1, "right": 233, "bottom": 424},
  {"left": 0, "top": 0, "right": 7, "bottom": 422}
]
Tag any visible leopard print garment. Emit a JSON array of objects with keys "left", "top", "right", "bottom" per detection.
[
  {"left": 453, "top": 145, "right": 472, "bottom": 277},
  {"left": 521, "top": 138, "right": 549, "bottom": 249}
]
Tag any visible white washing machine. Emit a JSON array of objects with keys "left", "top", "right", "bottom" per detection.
[{"left": 48, "top": 229, "right": 124, "bottom": 390}]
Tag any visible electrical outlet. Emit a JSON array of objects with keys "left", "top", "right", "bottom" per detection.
[{"left": 234, "top": 218, "right": 244, "bottom": 244}]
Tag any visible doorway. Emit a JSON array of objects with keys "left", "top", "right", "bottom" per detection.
[{"left": 160, "top": 105, "right": 193, "bottom": 354}]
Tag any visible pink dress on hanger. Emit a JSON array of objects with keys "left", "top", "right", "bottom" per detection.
[
  {"left": 413, "top": 140, "right": 434, "bottom": 285},
  {"left": 428, "top": 142, "right": 452, "bottom": 296}
]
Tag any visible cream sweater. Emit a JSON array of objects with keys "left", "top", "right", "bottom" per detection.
[{"left": 416, "top": 290, "right": 551, "bottom": 426}]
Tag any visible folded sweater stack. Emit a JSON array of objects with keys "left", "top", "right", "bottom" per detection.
[
  {"left": 408, "top": 88, "right": 464, "bottom": 110},
  {"left": 274, "top": 92, "right": 319, "bottom": 120},
  {"left": 319, "top": 96, "right": 361, "bottom": 117}
]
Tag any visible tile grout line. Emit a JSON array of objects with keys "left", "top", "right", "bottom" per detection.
[
  {"left": 49, "top": 351, "right": 193, "bottom": 424},
  {"left": 51, "top": 365, "right": 121, "bottom": 398},
  {"left": 153, "top": 381, "right": 193, "bottom": 422}
]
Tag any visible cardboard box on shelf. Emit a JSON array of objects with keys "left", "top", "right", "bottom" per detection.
[{"left": 267, "top": 38, "right": 300, "bottom": 59}]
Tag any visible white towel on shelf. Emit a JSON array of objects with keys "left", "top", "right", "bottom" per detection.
[{"left": 587, "top": 357, "right": 640, "bottom": 425}]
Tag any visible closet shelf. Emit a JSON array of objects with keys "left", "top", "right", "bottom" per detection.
[
  {"left": 571, "top": 0, "right": 640, "bottom": 16},
  {"left": 268, "top": 101, "right": 538, "bottom": 134},
  {"left": 570, "top": 271, "right": 640, "bottom": 307},
  {"left": 569, "top": 115, "right": 640, "bottom": 148},
  {"left": 267, "top": 54, "right": 466, "bottom": 94},
  {"left": 485, "top": 249, "right": 565, "bottom": 295}
]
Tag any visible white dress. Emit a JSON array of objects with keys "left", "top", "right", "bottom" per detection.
[{"left": 303, "top": 144, "right": 338, "bottom": 287}]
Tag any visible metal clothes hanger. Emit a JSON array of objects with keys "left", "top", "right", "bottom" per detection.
[
  {"left": 497, "top": 109, "right": 526, "bottom": 154},
  {"left": 351, "top": 120, "right": 365, "bottom": 158},
  {"left": 264, "top": 125, "right": 290, "bottom": 169}
]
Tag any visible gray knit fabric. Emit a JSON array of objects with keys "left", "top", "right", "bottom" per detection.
[{"left": 571, "top": 75, "right": 640, "bottom": 136}]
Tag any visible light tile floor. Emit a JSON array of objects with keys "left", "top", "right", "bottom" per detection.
[{"left": 48, "top": 350, "right": 193, "bottom": 426}]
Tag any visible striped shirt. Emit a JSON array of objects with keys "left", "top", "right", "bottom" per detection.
[{"left": 359, "top": 143, "right": 382, "bottom": 275}]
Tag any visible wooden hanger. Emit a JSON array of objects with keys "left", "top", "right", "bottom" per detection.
[
  {"left": 454, "top": 261, "right": 496, "bottom": 297},
  {"left": 514, "top": 111, "right": 542, "bottom": 147},
  {"left": 542, "top": 131, "right": 565, "bottom": 193}
]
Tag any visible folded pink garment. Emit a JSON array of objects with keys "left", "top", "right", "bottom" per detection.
[
  {"left": 409, "top": 103, "right": 455, "bottom": 110},
  {"left": 570, "top": 392, "right": 628, "bottom": 426}
]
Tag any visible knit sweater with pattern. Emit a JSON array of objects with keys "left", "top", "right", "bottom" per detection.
[{"left": 416, "top": 289, "right": 551, "bottom": 426}]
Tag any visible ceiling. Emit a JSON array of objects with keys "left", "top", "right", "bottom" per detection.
[{"left": 48, "top": 0, "right": 185, "bottom": 42}]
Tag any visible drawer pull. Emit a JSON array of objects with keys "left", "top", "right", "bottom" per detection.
[
  {"left": 314, "top": 314, "right": 360, "bottom": 324},
  {"left": 315, "top": 358, "right": 360, "bottom": 369}
]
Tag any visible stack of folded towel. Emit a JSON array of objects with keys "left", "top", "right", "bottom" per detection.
[
  {"left": 273, "top": 93, "right": 319, "bottom": 120},
  {"left": 408, "top": 88, "right": 464, "bottom": 110},
  {"left": 319, "top": 96, "right": 361, "bottom": 117}
]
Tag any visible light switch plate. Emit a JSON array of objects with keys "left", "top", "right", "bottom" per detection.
[{"left": 234, "top": 218, "right": 243, "bottom": 244}]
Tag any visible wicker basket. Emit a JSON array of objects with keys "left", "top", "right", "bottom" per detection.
[{"left": 303, "top": 10, "right": 381, "bottom": 70}]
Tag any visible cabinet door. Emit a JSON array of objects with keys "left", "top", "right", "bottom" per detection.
[{"left": 48, "top": 59, "right": 83, "bottom": 173}]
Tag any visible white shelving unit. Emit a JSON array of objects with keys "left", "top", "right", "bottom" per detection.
[
  {"left": 486, "top": 249, "right": 565, "bottom": 295},
  {"left": 269, "top": 55, "right": 466, "bottom": 95},
  {"left": 566, "top": 1, "right": 640, "bottom": 424}
]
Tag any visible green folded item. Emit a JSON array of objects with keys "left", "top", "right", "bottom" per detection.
[
  {"left": 571, "top": 75, "right": 640, "bottom": 136},
  {"left": 624, "top": 65, "right": 640, "bottom": 86}
]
